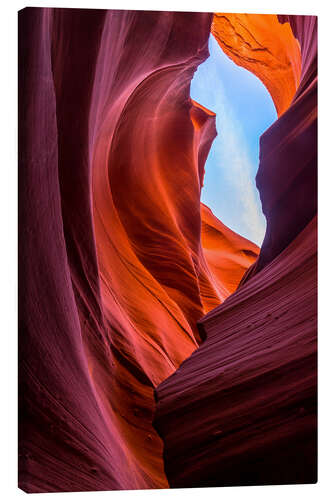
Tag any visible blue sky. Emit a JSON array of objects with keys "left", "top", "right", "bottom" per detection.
[{"left": 191, "top": 34, "right": 277, "bottom": 246}]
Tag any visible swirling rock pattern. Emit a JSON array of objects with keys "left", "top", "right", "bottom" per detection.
[
  {"left": 18, "top": 8, "right": 259, "bottom": 492},
  {"left": 154, "top": 14, "right": 317, "bottom": 487}
]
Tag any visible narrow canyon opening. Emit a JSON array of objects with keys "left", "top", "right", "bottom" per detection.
[{"left": 191, "top": 33, "right": 277, "bottom": 247}]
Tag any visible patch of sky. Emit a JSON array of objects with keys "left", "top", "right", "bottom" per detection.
[{"left": 191, "top": 34, "right": 277, "bottom": 246}]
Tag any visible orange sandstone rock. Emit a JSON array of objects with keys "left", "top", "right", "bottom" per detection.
[
  {"left": 212, "top": 13, "right": 302, "bottom": 116},
  {"left": 201, "top": 203, "right": 259, "bottom": 298}
]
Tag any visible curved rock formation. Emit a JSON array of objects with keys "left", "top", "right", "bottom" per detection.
[
  {"left": 155, "top": 216, "right": 317, "bottom": 487},
  {"left": 201, "top": 203, "right": 259, "bottom": 298},
  {"left": 154, "top": 14, "right": 317, "bottom": 487},
  {"left": 18, "top": 8, "right": 259, "bottom": 492},
  {"left": 212, "top": 13, "right": 302, "bottom": 116}
]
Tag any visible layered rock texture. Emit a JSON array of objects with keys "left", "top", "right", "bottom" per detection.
[
  {"left": 154, "top": 14, "right": 317, "bottom": 487},
  {"left": 212, "top": 14, "right": 302, "bottom": 116},
  {"left": 19, "top": 8, "right": 317, "bottom": 492},
  {"left": 18, "top": 8, "right": 259, "bottom": 492}
]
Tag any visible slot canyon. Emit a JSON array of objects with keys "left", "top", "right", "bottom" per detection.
[{"left": 19, "top": 8, "right": 317, "bottom": 492}]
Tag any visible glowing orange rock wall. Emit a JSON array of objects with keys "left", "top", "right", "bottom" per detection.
[
  {"left": 201, "top": 204, "right": 259, "bottom": 298},
  {"left": 212, "top": 13, "right": 302, "bottom": 116}
]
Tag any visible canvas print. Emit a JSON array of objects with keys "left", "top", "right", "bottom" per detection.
[{"left": 18, "top": 8, "right": 317, "bottom": 492}]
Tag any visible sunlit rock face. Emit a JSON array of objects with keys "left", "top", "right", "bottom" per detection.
[
  {"left": 154, "top": 14, "right": 317, "bottom": 487},
  {"left": 212, "top": 13, "right": 302, "bottom": 116},
  {"left": 201, "top": 204, "right": 259, "bottom": 299},
  {"left": 18, "top": 8, "right": 258, "bottom": 493}
]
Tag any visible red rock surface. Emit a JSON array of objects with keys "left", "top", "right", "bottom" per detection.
[
  {"left": 154, "top": 14, "right": 317, "bottom": 487},
  {"left": 18, "top": 8, "right": 259, "bottom": 492}
]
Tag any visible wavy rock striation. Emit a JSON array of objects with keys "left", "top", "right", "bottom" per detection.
[
  {"left": 154, "top": 14, "right": 317, "bottom": 487},
  {"left": 18, "top": 8, "right": 258, "bottom": 492}
]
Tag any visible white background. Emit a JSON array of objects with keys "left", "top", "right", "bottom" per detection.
[{"left": 1, "top": 0, "right": 332, "bottom": 498}]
